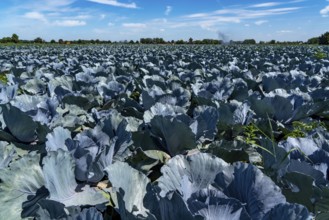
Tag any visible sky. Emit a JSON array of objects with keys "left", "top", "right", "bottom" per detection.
[{"left": 0, "top": 0, "right": 328, "bottom": 42}]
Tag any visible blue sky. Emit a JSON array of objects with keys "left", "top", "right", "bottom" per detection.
[{"left": 0, "top": 0, "right": 328, "bottom": 42}]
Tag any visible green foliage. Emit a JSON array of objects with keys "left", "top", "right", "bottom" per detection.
[
  {"left": 34, "top": 37, "right": 44, "bottom": 43},
  {"left": 268, "top": 40, "right": 276, "bottom": 44},
  {"left": 284, "top": 121, "right": 324, "bottom": 139},
  {"left": 175, "top": 39, "right": 185, "bottom": 44},
  {"left": 243, "top": 123, "right": 274, "bottom": 156},
  {"left": 314, "top": 51, "right": 327, "bottom": 60},
  {"left": 319, "top": 32, "right": 329, "bottom": 45},
  {"left": 0, "top": 71, "right": 8, "bottom": 84},
  {"left": 140, "top": 37, "right": 165, "bottom": 44},
  {"left": 307, "top": 37, "right": 319, "bottom": 44},
  {"left": 244, "top": 123, "right": 259, "bottom": 146},
  {"left": 130, "top": 90, "right": 140, "bottom": 101},
  {"left": 11, "top": 34, "right": 19, "bottom": 43},
  {"left": 243, "top": 39, "right": 256, "bottom": 44}
]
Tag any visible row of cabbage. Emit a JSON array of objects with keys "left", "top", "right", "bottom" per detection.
[{"left": 0, "top": 45, "right": 329, "bottom": 219}]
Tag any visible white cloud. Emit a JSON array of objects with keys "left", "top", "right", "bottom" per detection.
[
  {"left": 122, "top": 23, "right": 146, "bottom": 28},
  {"left": 53, "top": 20, "right": 86, "bottom": 26},
  {"left": 255, "top": 20, "right": 268, "bottom": 25},
  {"left": 250, "top": 0, "right": 305, "bottom": 8},
  {"left": 277, "top": 30, "right": 293, "bottom": 33},
  {"left": 100, "top": 14, "right": 106, "bottom": 20},
  {"left": 108, "top": 22, "right": 115, "bottom": 26},
  {"left": 320, "top": 5, "right": 329, "bottom": 17},
  {"left": 250, "top": 2, "right": 282, "bottom": 8},
  {"left": 65, "top": 14, "right": 91, "bottom": 20},
  {"left": 24, "top": 11, "right": 48, "bottom": 23},
  {"left": 165, "top": 6, "right": 172, "bottom": 16},
  {"left": 22, "top": 0, "right": 77, "bottom": 13},
  {"left": 184, "top": 7, "right": 300, "bottom": 20},
  {"left": 88, "top": 0, "right": 137, "bottom": 9}
]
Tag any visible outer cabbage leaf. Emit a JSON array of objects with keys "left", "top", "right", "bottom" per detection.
[
  {"left": 73, "top": 114, "right": 132, "bottom": 182},
  {"left": 158, "top": 153, "right": 229, "bottom": 199},
  {"left": 158, "top": 191, "right": 201, "bottom": 220},
  {"left": 42, "top": 149, "right": 107, "bottom": 207},
  {"left": 0, "top": 153, "right": 44, "bottom": 220},
  {"left": 149, "top": 115, "right": 197, "bottom": 156},
  {"left": 104, "top": 161, "right": 158, "bottom": 220},
  {"left": 67, "top": 207, "right": 103, "bottom": 220},
  {"left": 45, "top": 126, "right": 71, "bottom": 152},
  {"left": 190, "top": 105, "right": 219, "bottom": 143},
  {"left": 0, "top": 141, "right": 16, "bottom": 169},
  {"left": 187, "top": 189, "right": 251, "bottom": 220},
  {"left": 214, "top": 162, "right": 286, "bottom": 219},
  {"left": 1, "top": 103, "right": 38, "bottom": 142},
  {"left": 262, "top": 203, "right": 311, "bottom": 220}
]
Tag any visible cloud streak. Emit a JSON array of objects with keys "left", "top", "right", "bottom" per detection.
[
  {"left": 122, "top": 23, "right": 146, "bottom": 28},
  {"left": 250, "top": 2, "right": 282, "bottom": 8},
  {"left": 53, "top": 20, "right": 86, "bottom": 26},
  {"left": 255, "top": 20, "right": 268, "bottom": 25},
  {"left": 24, "top": 11, "right": 48, "bottom": 23},
  {"left": 88, "top": 0, "right": 138, "bottom": 9}
]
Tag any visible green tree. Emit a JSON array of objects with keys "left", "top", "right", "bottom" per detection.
[
  {"left": 189, "top": 37, "right": 193, "bottom": 44},
  {"left": 11, "top": 33, "right": 19, "bottom": 43},
  {"left": 268, "top": 40, "right": 276, "bottom": 44},
  {"left": 0, "top": 37, "right": 11, "bottom": 43},
  {"left": 50, "top": 39, "right": 56, "bottom": 43},
  {"left": 58, "top": 39, "right": 64, "bottom": 44},
  {"left": 242, "top": 39, "right": 256, "bottom": 44},
  {"left": 319, "top": 32, "right": 329, "bottom": 45},
  {"left": 307, "top": 37, "right": 319, "bottom": 44},
  {"left": 176, "top": 39, "right": 185, "bottom": 44},
  {"left": 34, "top": 37, "right": 44, "bottom": 43}
]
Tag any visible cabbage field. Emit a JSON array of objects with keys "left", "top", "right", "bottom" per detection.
[{"left": 1, "top": 44, "right": 329, "bottom": 219}]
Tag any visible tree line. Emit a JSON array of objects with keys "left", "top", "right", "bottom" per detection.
[
  {"left": 1, "top": 32, "right": 328, "bottom": 45},
  {"left": 307, "top": 32, "right": 329, "bottom": 45}
]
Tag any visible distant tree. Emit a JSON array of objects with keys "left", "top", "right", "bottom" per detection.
[
  {"left": 58, "top": 39, "right": 64, "bottom": 44},
  {"left": 176, "top": 39, "right": 185, "bottom": 44},
  {"left": 135, "top": 40, "right": 139, "bottom": 44},
  {"left": 0, "top": 37, "right": 11, "bottom": 43},
  {"left": 140, "top": 38, "right": 154, "bottom": 44},
  {"left": 50, "top": 39, "right": 56, "bottom": 43},
  {"left": 259, "top": 41, "right": 265, "bottom": 44},
  {"left": 34, "top": 37, "right": 44, "bottom": 43},
  {"left": 129, "top": 40, "right": 135, "bottom": 44},
  {"left": 11, "top": 33, "right": 19, "bottom": 43},
  {"left": 242, "top": 39, "right": 256, "bottom": 44},
  {"left": 189, "top": 37, "right": 193, "bottom": 44},
  {"left": 153, "top": 38, "right": 165, "bottom": 44},
  {"left": 319, "top": 32, "right": 329, "bottom": 45},
  {"left": 95, "top": 39, "right": 100, "bottom": 44},
  {"left": 268, "top": 40, "right": 276, "bottom": 44}
]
